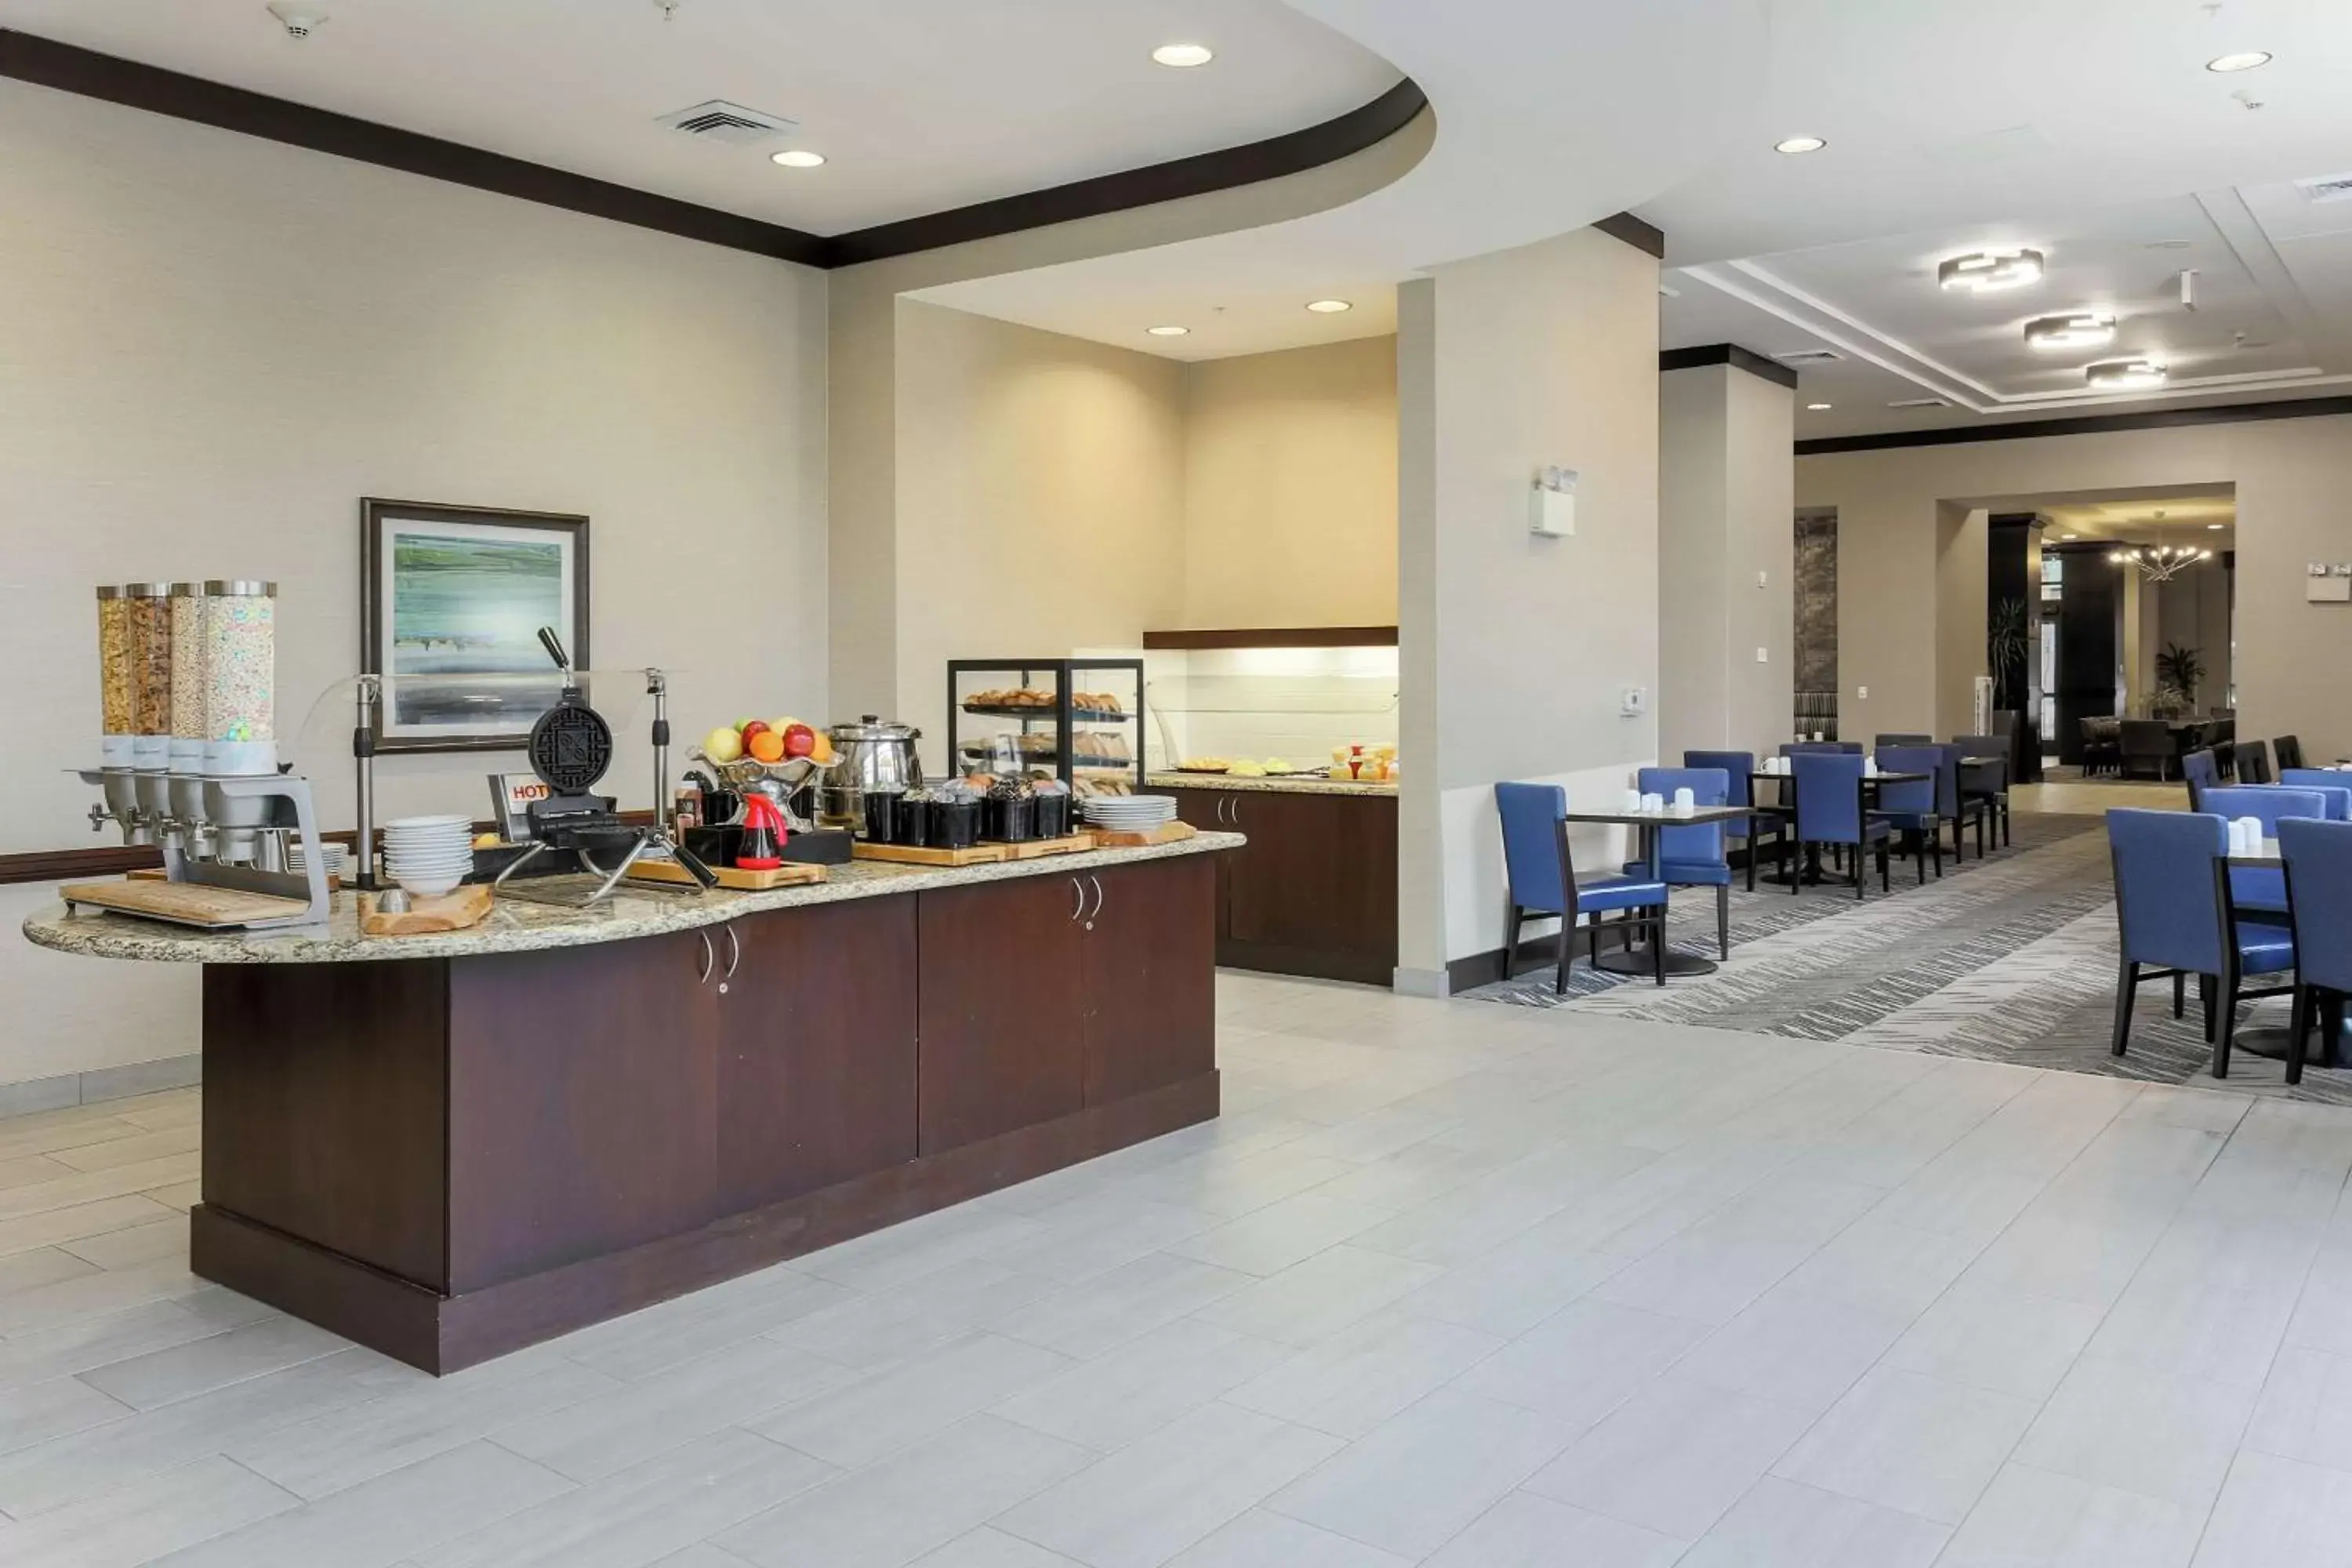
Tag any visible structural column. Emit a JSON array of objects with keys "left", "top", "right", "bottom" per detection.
[{"left": 1658, "top": 351, "right": 1795, "bottom": 763}]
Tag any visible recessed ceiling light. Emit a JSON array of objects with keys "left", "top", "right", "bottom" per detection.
[
  {"left": 2208, "top": 522, "right": 2226, "bottom": 530},
  {"left": 1773, "top": 136, "right": 1827, "bottom": 154},
  {"left": 2085, "top": 357, "right": 2167, "bottom": 390},
  {"left": 1152, "top": 42, "right": 1214, "bottom": 67},
  {"left": 2024, "top": 312, "right": 2116, "bottom": 351},
  {"left": 1146, "top": 325, "right": 1189, "bottom": 337},
  {"left": 770, "top": 149, "right": 825, "bottom": 168},
  {"left": 2061, "top": 532, "right": 2078, "bottom": 539},
  {"left": 1806, "top": 402, "right": 1833, "bottom": 411},
  {"left": 1939, "top": 249, "right": 2045, "bottom": 292},
  {"left": 2206, "top": 51, "right": 2272, "bottom": 73},
  {"left": 1305, "top": 299, "right": 1353, "bottom": 314}
]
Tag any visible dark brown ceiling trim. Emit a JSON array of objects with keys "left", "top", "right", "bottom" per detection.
[
  {"left": 1593, "top": 211, "right": 1666, "bottom": 260},
  {"left": 823, "top": 79, "right": 1428, "bottom": 268},
  {"left": 1797, "top": 395, "right": 2352, "bottom": 456},
  {"left": 1, "top": 29, "right": 1427, "bottom": 273},
  {"left": 0, "top": 845, "right": 162, "bottom": 887},
  {"left": 0, "top": 29, "right": 831, "bottom": 265},
  {"left": 1142, "top": 626, "right": 1399, "bottom": 651},
  {"left": 1660, "top": 343, "right": 1798, "bottom": 390}
]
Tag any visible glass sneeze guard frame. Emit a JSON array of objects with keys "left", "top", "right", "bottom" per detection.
[{"left": 946, "top": 658, "right": 1146, "bottom": 793}]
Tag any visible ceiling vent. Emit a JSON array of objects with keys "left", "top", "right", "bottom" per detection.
[
  {"left": 2293, "top": 171, "right": 2352, "bottom": 204},
  {"left": 1888, "top": 396, "right": 1951, "bottom": 408},
  {"left": 1773, "top": 349, "right": 1843, "bottom": 365},
  {"left": 655, "top": 100, "right": 797, "bottom": 147}
]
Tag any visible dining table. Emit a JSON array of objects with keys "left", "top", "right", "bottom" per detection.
[{"left": 1559, "top": 804, "right": 1755, "bottom": 977}]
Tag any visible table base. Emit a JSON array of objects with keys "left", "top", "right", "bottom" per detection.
[{"left": 1591, "top": 946, "right": 1719, "bottom": 978}]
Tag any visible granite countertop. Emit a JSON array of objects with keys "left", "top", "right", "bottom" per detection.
[
  {"left": 21, "top": 832, "right": 1244, "bottom": 965},
  {"left": 1145, "top": 771, "right": 1396, "bottom": 797}
]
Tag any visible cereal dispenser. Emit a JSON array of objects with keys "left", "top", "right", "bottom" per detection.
[{"left": 87, "top": 586, "right": 149, "bottom": 844}]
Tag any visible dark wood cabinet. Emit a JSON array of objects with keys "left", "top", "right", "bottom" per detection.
[
  {"left": 1081, "top": 857, "right": 1218, "bottom": 1104},
  {"left": 717, "top": 900, "right": 920, "bottom": 1212},
  {"left": 193, "top": 853, "right": 1221, "bottom": 1374},
  {"left": 916, "top": 873, "right": 1087, "bottom": 1154},
  {"left": 1157, "top": 786, "right": 1397, "bottom": 986},
  {"left": 445, "top": 931, "right": 721, "bottom": 1292}
]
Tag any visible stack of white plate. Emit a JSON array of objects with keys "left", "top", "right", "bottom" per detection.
[
  {"left": 1081, "top": 795, "right": 1177, "bottom": 833},
  {"left": 381, "top": 815, "right": 474, "bottom": 898},
  {"left": 287, "top": 840, "right": 350, "bottom": 880}
]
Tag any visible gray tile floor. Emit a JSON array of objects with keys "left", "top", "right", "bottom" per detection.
[{"left": 3, "top": 971, "right": 2352, "bottom": 1565}]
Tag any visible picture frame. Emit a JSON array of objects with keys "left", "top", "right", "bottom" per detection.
[{"left": 361, "top": 499, "right": 590, "bottom": 753}]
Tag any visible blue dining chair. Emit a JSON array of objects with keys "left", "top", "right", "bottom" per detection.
[
  {"left": 2107, "top": 808, "right": 2295, "bottom": 1078},
  {"left": 2279, "top": 770, "right": 2352, "bottom": 818},
  {"left": 1791, "top": 751, "right": 1891, "bottom": 898},
  {"left": 1628, "top": 766, "right": 1733, "bottom": 959},
  {"left": 2204, "top": 786, "right": 2331, "bottom": 924},
  {"left": 1952, "top": 735, "right": 2013, "bottom": 848},
  {"left": 2180, "top": 748, "right": 2220, "bottom": 811},
  {"left": 1870, "top": 745, "right": 1946, "bottom": 882},
  {"left": 1783, "top": 741, "right": 1864, "bottom": 756},
  {"left": 2280, "top": 817, "right": 2352, "bottom": 1084},
  {"left": 1687, "top": 749, "right": 1788, "bottom": 893},
  {"left": 1494, "top": 782, "right": 1669, "bottom": 992}
]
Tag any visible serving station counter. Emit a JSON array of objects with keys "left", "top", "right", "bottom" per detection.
[{"left": 24, "top": 833, "right": 1238, "bottom": 1374}]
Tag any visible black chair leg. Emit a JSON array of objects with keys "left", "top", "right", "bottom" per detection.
[
  {"left": 1931, "top": 833, "right": 1943, "bottom": 879},
  {"left": 2172, "top": 971, "right": 2185, "bottom": 1019},
  {"left": 2201, "top": 975, "right": 2216, "bottom": 1040},
  {"left": 2214, "top": 974, "right": 2239, "bottom": 1079},
  {"left": 1877, "top": 841, "right": 1889, "bottom": 893},
  {"left": 2111, "top": 960, "right": 2137, "bottom": 1055},
  {"left": 1554, "top": 916, "right": 1573, "bottom": 996},
  {"left": 1652, "top": 907, "right": 1667, "bottom": 986},
  {"left": 1502, "top": 906, "right": 1522, "bottom": 984},
  {"left": 1716, "top": 883, "right": 1730, "bottom": 960},
  {"left": 2288, "top": 983, "right": 2311, "bottom": 1086}
]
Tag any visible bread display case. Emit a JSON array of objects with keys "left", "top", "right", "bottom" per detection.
[{"left": 946, "top": 657, "right": 1145, "bottom": 794}]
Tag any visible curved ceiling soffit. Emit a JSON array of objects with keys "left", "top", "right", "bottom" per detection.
[{"left": 918, "top": 0, "right": 1769, "bottom": 321}]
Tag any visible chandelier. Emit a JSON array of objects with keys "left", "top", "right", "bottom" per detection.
[{"left": 2108, "top": 543, "right": 2213, "bottom": 583}]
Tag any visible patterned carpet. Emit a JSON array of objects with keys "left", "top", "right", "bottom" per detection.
[{"left": 1458, "top": 811, "right": 2351, "bottom": 1103}]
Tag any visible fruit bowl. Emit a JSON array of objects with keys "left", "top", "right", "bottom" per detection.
[{"left": 690, "top": 750, "right": 826, "bottom": 793}]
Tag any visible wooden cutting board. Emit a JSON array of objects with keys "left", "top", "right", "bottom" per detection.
[
  {"left": 625, "top": 858, "right": 826, "bottom": 891},
  {"left": 62, "top": 879, "right": 314, "bottom": 928},
  {"left": 359, "top": 883, "right": 493, "bottom": 936},
  {"left": 1086, "top": 821, "right": 1198, "bottom": 848}
]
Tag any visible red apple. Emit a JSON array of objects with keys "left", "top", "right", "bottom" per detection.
[
  {"left": 739, "top": 720, "right": 771, "bottom": 743},
  {"left": 782, "top": 722, "right": 817, "bottom": 760}
]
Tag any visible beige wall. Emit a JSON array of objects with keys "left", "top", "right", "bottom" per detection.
[
  {"left": 1935, "top": 505, "right": 1988, "bottom": 740},
  {"left": 1179, "top": 336, "right": 1398, "bottom": 629},
  {"left": 0, "top": 80, "right": 829, "bottom": 1087},
  {"left": 889, "top": 308, "right": 1402, "bottom": 750},
  {"left": 829, "top": 111, "right": 1435, "bottom": 725},
  {"left": 2156, "top": 557, "right": 2234, "bottom": 710},
  {"left": 1659, "top": 363, "right": 1794, "bottom": 763},
  {"left": 891, "top": 300, "right": 1188, "bottom": 749},
  {"left": 1797, "top": 415, "right": 2352, "bottom": 760},
  {"left": 1398, "top": 227, "right": 1661, "bottom": 984}
]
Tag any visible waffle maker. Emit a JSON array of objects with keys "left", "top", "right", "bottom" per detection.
[{"left": 493, "top": 628, "right": 717, "bottom": 901}]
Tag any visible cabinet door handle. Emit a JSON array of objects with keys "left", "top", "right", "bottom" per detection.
[
  {"left": 723, "top": 923, "right": 741, "bottom": 979},
  {"left": 695, "top": 929, "right": 714, "bottom": 985},
  {"left": 1071, "top": 877, "right": 1084, "bottom": 922},
  {"left": 1087, "top": 874, "right": 1105, "bottom": 925}
]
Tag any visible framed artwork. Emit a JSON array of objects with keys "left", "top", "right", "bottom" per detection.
[{"left": 361, "top": 499, "right": 590, "bottom": 753}]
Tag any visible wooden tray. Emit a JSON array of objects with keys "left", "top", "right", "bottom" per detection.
[
  {"left": 851, "top": 833, "right": 1095, "bottom": 869},
  {"left": 625, "top": 858, "right": 826, "bottom": 891},
  {"left": 359, "top": 884, "right": 493, "bottom": 936},
  {"left": 1086, "top": 821, "right": 1198, "bottom": 849},
  {"left": 61, "top": 879, "right": 314, "bottom": 928}
]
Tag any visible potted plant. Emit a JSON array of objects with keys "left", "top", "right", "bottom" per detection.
[{"left": 2154, "top": 642, "right": 2205, "bottom": 717}]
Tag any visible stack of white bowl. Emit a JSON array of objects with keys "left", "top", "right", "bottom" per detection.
[{"left": 381, "top": 815, "right": 474, "bottom": 898}]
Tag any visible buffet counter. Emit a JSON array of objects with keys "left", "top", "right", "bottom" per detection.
[
  {"left": 22, "top": 833, "right": 1238, "bottom": 1374},
  {"left": 1152, "top": 783, "right": 1396, "bottom": 987}
]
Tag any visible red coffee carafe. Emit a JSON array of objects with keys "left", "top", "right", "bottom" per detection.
[{"left": 735, "top": 793, "right": 787, "bottom": 869}]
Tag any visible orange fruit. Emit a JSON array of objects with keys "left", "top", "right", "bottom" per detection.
[{"left": 749, "top": 730, "right": 786, "bottom": 764}]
